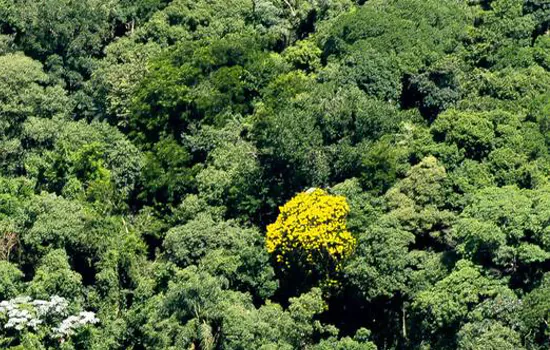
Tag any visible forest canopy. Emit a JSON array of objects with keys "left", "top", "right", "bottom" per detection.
[{"left": 0, "top": 0, "right": 550, "bottom": 349}]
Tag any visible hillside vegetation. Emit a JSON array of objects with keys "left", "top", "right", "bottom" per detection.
[{"left": 0, "top": 0, "right": 550, "bottom": 348}]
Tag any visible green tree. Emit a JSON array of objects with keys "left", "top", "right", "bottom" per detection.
[
  {"left": 0, "top": 262, "right": 23, "bottom": 300},
  {"left": 28, "top": 249, "right": 83, "bottom": 300},
  {"left": 163, "top": 214, "right": 277, "bottom": 299}
]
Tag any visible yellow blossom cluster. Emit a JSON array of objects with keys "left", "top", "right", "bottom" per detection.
[{"left": 266, "top": 188, "right": 356, "bottom": 272}]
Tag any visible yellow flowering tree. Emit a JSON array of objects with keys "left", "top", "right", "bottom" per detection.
[{"left": 266, "top": 188, "right": 356, "bottom": 283}]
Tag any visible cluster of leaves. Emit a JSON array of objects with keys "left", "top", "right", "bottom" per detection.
[{"left": 0, "top": 0, "right": 550, "bottom": 348}]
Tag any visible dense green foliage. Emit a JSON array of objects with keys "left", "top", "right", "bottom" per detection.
[{"left": 0, "top": 0, "right": 550, "bottom": 348}]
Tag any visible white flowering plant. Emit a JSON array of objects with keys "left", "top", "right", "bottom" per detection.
[{"left": 0, "top": 295, "right": 99, "bottom": 348}]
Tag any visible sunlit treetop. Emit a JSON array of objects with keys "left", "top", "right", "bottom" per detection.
[{"left": 266, "top": 188, "right": 356, "bottom": 275}]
